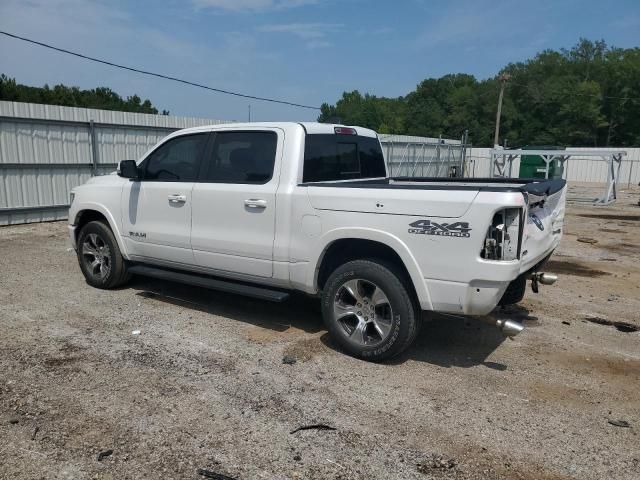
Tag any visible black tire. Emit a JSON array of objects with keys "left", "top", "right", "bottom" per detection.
[
  {"left": 321, "top": 259, "right": 420, "bottom": 362},
  {"left": 77, "top": 220, "right": 130, "bottom": 289}
]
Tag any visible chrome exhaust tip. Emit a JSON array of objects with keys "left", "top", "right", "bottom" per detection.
[
  {"left": 496, "top": 318, "right": 525, "bottom": 337},
  {"left": 538, "top": 273, "right": 558, "bottom": 285},
  {"left": 530, "top": 272, "right": 558, "bottom": 286}
]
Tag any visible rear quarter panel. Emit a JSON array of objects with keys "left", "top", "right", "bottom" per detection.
[{"left": 290, "top": 186, "right": 528, "bottom": 311}]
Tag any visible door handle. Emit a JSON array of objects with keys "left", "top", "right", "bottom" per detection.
[
  {"left": 244, "top": 199, "right": 267, "bottom": 209},
  {"left": 168, "top": 194, "right": 187, "bottom": 203}
]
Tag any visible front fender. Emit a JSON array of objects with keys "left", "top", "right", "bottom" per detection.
[
  {"left": 309, "top": 227, "right": 433, "bottom": 310},
  {"left": 70, "top": 201, "right": 129, "bottom": 258}
]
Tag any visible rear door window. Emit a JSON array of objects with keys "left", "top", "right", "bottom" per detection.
[
  {"left": 203, "top": 131, "right": 277, "bottom": 184},
  {"left": 303, "top": 134, "right": 386, "bottom": 182}
]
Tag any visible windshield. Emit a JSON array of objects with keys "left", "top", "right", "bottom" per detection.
[{"left": 303, "top": 134, "right": 386, "bottom": 183}]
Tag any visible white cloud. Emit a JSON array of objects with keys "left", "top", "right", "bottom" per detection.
[
  {"left": 306, "top": 40, "right": 331, "bottom": 49},
  {"left": 192, "top": 0, "right": 320, "bottom": 12},
  {"left": 259, "top": 22, "right": 341, "bottom": 39},
  {"left": 258, "top": 22, "right": 341, "bottom": 47}
]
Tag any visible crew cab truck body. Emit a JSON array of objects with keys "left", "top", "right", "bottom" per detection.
[{"left": 69, "top": 122, "right": 565, "bottom": 360}]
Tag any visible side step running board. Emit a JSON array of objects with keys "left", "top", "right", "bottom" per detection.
[{"left": 128, "top": 265, "right": 290, "bottom": 303}]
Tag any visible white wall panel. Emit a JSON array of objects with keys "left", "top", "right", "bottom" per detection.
[{"left": 0, "top": 101, "right": 230, "bottom": 225}]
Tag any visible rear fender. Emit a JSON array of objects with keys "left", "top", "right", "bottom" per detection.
[{"left": 311, "top": 228, "right": 433, "bottom": 310}]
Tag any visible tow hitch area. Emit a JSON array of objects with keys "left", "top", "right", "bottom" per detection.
[{"left": 529, "top": 272, "right": 558, "bottom": 293}]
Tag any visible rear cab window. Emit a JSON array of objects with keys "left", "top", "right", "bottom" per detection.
[{"left": 303, "top": 131, "right": 386, "bottom": 183}]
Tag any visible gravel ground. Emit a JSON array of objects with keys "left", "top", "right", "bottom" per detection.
[{"left": 1, "top": 185, "right": 639, "bottom": 480}]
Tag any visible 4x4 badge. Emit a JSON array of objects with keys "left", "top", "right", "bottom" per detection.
[{"left": 408, "top": 220, "right": 471, "bottom": 238}]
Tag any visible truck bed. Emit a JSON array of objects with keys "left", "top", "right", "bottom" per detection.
[{"left": 301, "top": 177, "right": 566, "bottom": 196}]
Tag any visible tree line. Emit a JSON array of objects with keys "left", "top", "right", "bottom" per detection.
[
  {"left": 318, "top": 39, "right": 640, "bottom": 147},
  {"left": 0, "top": 74, "right": 167, "bottom": 115}
]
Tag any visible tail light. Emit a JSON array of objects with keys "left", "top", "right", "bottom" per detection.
[
  {"left": 481, "top": 208, "right": 522, "bottom": 261},
  {"left": 334, "top": 126, "right": 357, "bottom": 135}
]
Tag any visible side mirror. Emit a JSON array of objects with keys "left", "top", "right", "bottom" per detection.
[{"left": 118, "top": 160, "right": 139, "bottom": 179}]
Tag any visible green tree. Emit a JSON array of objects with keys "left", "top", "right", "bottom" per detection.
[
  {"left": 0, "top": 75, "right": 167, "bottom": 115},
  {"left": 319, "top": 39, "right": 640, "bottom": 147}
]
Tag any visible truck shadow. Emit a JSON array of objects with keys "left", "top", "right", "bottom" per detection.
[
  {"left": 130, "top": 277, "right": 325, "bottom": 334},
  {"left": 396, "top": 305, "right": 537, "bottom": 368},
  {"left": 129, "top": 277, "right": 530, "bottom": 369},
  {"left": 398, "top": 313, "right": 508, "bottom": 369}
]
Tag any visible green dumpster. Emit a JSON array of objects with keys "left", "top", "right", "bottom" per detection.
[{"left": 519, "top": 146, "right": 565, "bottom": 179}]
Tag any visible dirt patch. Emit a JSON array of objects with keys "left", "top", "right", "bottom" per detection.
[
  {"left": 599, "top": 228, "right": 628, "bottom": 234},
  {"left": 282, "top": 336, "right": 330, "bottom": 362},
  {"left": 119, "top": 343, "right": 237, "bottom": 375},
  {"left": 550, "top": 350, "right": 640, "bottom": 379},
  {"left": 544, "top": 259, "right": 610, "bottom": 277},
  {"left": 527, "top": 380, "right": 590, "bottom": 406},
  {"left": 585, "top": 316, "right": 640, "bottom": 333},
  {"left": 577, "top": 214, "right": 640, "bottom": 221},
  {"left": 577, "top": 237, "right": 598, "bottom": 244},
  {"left": 43, "top": 356, "right": 82, "bottom": 368},
  {"left": 602, "top": 242, "right": 640, "bottom": 256},
  {"left": 245, "top": 324, "right": 306, "bottom": 344}
]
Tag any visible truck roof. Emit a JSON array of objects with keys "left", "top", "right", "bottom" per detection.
[{"left": 173, "top": 122, "right": 378, "bottom": 139}]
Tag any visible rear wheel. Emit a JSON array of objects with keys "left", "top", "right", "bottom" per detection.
[
  {"left": 77, "top": 221, "right": 130, "bottom": 289},
  {"left": 321, "top": 259, "right": 420, "bottom": 361}
]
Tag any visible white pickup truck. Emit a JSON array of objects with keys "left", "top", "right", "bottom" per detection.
[{"left": 69, "top": 122, "right": 565, "bottom": 360}]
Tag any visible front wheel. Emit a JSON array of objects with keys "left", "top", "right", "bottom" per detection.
[
  {"left": 321, "top": 259, "right": 420, "bottom": 361},
  {"left": 77, "top": 220, "right": 130, "bottom": 289}
]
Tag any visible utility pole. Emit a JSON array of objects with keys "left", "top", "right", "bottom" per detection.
[
  {"left": 248, "top": 105, "right": 251, "bottom": 122},
  {"left": 493, "top": 73, "right": 510, "bottom": 147}
]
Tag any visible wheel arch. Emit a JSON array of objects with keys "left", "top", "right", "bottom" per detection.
[
  {"left": 73, "top": 204, "right": 128, "bottom": 257},
  {"left": 312, "top": 230, "right": 432, "bottom": 310}
]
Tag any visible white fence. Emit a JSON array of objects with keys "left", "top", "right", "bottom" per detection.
[
  {"left": 466, "top": 147, "right": 640, "bottom": 186},
  {"left": 379, "top": 134, "right": 466, "bottom": 177}
]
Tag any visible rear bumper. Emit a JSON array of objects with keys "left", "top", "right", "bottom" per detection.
[
  {"left": 424, "top": 278, "right": 510, "bottom": 316},
  {"left": 424, "top": 247, "right": 556, "bottom": 316}
]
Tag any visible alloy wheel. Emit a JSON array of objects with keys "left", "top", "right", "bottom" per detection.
[
  {"left": 332, "top": 278, "right": 394, "bottom": 347},
  {"left": 81, "top": 233, "right": 112, "bottom": 280}
]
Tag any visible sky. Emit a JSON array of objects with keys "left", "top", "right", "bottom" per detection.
[{"left": 1, "top": 0, "right": 639, "bottom": 122}]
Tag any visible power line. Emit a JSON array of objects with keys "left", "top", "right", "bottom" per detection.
[{"left": 0, "top": 30, "right": 321, "bottom": 111}]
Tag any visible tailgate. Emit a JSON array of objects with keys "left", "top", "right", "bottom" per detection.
[{"left": 520, "top": 180, "right": 567, "bottom": 272}]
